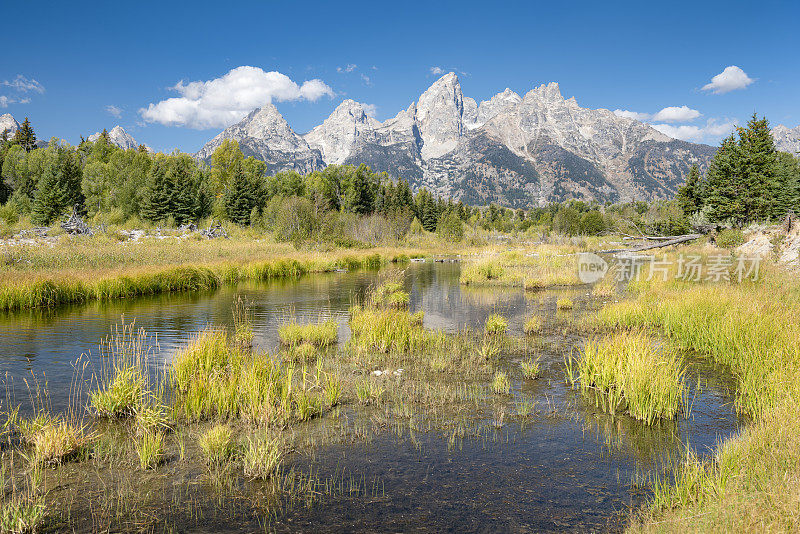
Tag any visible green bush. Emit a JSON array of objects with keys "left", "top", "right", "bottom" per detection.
[{"left": 715, "top": 228, "right": 745, "bottom": 249}]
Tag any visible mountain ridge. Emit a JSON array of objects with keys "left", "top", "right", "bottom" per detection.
[{"left": 195, "top": 72, "right": 721, "bottom": 207}]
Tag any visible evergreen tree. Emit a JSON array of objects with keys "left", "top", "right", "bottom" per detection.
[
  {"left": 12, "top": 118, "right": 37, "bottom": 152},
  {"left": 31, "top": 164, "right": 66, "bottom": 225},
  {"left": 224, "top": 161, "right": 259, "bottom": 225},
  {"left": 738, "top": 114, "right": 778, "bottom": 221},
  {"left": 344, "top": 164, "right": 376, "bottom": 215},
  {"left": 675, "top": 165, "right": 703, "bottom": 215},
  {"left": 704, "top": 135, "right": 746, "bottom": 224},
  {"left": 139, "top": 159, "right": 174, "bottom": 223}
]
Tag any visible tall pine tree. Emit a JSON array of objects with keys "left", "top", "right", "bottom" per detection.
[{"left": 12, "top": 118, "right": 37, "bottom": 152}]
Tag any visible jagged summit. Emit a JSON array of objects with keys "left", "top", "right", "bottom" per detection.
[
  {"left": 196, "top": 71, "right": 716, "bottom": 206},
  {"left": 0, "top": 113, "right": 21, "bottom": 137},
  {"left": 773, "top": 124, "right": 800, "bottom": 155},
  {"left": 88, "top": 125, "right": 145, "bottom": 151},
  {"left": 196, "top": 103, "right": 323, "bottom": 173},
  {"left": 305, "top": 100, "right": 380, "bottom": 164}
]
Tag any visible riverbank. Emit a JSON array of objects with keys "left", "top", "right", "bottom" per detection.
[{"left": 591, "top": 255, "right": 800, "bottom": 532}]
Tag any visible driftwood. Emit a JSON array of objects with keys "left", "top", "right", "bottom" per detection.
[
  {"left": 598, "top": 234, "right": 703, "bottom": 254},
  {"left": 61, "top": 207, "right": 93, "bottom": 236},
  {"left": 201, "top": 222, "right": 228, "bottom": 239},
  {"left": 621, "top": 233, "right": 681, "bottom": 241}
]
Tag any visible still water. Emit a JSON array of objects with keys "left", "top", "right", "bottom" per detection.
[{"left": 0, "top": 262, "right": 740, "bottom": 532}]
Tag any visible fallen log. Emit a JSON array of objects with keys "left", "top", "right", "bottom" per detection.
[{"left": 598, "top": 234, "right": 703, "bottom": 254}]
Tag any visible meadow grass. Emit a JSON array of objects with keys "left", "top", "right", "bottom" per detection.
[
  {"left": 278, "top": 319, "right": 338, "bottom": 348},
  {"left": 0, "top": 240, "right": 395, "bottom": 311},
  {"left": 460, "top": 247, "right": 584, "bottom": 290}
]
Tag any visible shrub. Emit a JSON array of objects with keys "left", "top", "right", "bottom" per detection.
[
  {"left": 715, "top": 228, "right": 745, "bottom": 249},
  {"left": 557, "top": 298, "right": 573, "bottom": 310}
]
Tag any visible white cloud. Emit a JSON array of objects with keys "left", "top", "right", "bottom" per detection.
[
  {"left": 0, "top": 95, "right": 33, "bottom": 108},
  {"left": 362, "top": 103, "right": 377, "bottom": 117},
  {"left": 614, "top": 109, "right": 652, "bottom": 121},
  {"left": 429, "top": 66, "right": 444, "bottom": 76},
  {"left": 360, "top": 73, "right": 372, "bottom": 86},
  {"left": 337, "top": 64, "right": 358, "bottom": 73},
  {"left": 652, "top": 105, "right": 701, "bottom": 122},
  {"left": 2, "top": 75, "right": 44, "bottom": 93},
  {"left": 702, "top": 66, "right": 754, "bottom": 94},
  {"left": 652, "top": 118, "right": 737, "bottom": 143},
  {"left": 139, "top": 66, "right": 334, "bottom": 129},
  {"left": 105, "top": 105, "right": 123, "bottom": 118}
]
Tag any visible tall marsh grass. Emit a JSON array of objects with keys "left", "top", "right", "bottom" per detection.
[{"left": 568, "top": 332, "right": 686, "bottom": 424}]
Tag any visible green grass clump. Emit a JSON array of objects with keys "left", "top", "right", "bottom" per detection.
[
  {"left": 556, "top": 297, "right": 573, "bottom": 310},
  {"left": 29, "top": 419, "right": 89, "bottom": 466},
  {"left": 484, "top": 314, "right": 508, "bottom": 336},
  {"left": 569, "top": 332, "right": 686, "bottom": 424},
  {"left": 370, "top": 282, "right": 410, "bottom": 309},
  {"left": 90, "top": 365, "right": 145, "bottom": 419},
  {"left": 136, "top": 432, "right": 164, "bottom": 470},
  {"left": 199, "top": 425, "right": 234, "bottom": 465},
  {"left": 492, "top": 371, "right": 511, "bottom": 395},
  {"left": 242, "top": 434, "right": 283, "bottom": 479},
  {"left": 520, "top": 357, "right": 541, "bottom": 379},
  {"left": 349, "top": 307, "right": 430, "bottom": 353},
  {"left": 460, "top": 260, "right": 505, "bottom": 285},
  {"left": 323, "top": 375, "right": 342, "bottom": 408},
  {"left": 0, "top": 498, "right": 46, "bottom": 534},
  {"left": 523, "top": 316, "right": 542, "bottom": 335},
  {"left": 355, "top": 380, "right": 385, "bottom": 405},
  {"left": 278, "top": 319, "right": 338, "bottom": 348}
]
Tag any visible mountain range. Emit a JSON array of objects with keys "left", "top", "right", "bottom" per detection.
[{"left": 196, "top": 73, "right": 723, "bottom": 207}]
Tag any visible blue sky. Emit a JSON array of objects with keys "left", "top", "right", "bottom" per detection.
[{"left": 2, "top": 0, "right": 798, "bottom": 153}]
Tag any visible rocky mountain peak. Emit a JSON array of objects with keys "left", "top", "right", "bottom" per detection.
[
  {"left": 524, "top": 82, "right": 564, "bottom": 103},
  {"left": 88, "top": 125, "right": 144, "bottom": 150},
  {"left": 305, "top": 99, "right": 380, "bottom": 164},
  {"left": 416, "top": 72, "right": 468, "bottom": 159},
  {"left": 773, "top": 124, "right": 800, "bottom": 155},
  {"left": 0, "top": 113, "right": 20, "bottom": 137},
  {"left": 195, "top": 103, "right": 323, "bottom": 173},
  {"left": 477, "top": 88, "right": 522, "bottom": 124}
]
